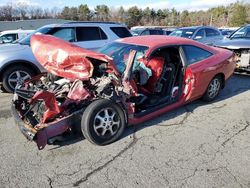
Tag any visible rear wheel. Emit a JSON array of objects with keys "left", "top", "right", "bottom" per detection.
[
  {"left": 2, "top": 65, "right": 35, "bottom": 93},
  {"left": 81, "top": 99, "right": 126, "bottom": 145},
  {"left": 202, "top": 76, "right": 222, "bottom": 102}
]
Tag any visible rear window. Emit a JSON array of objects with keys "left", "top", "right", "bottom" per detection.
[
  {"left": 76, "top": 27, "right": 107, "bottom": 41},
  {"left": 110, "top": 27, "right": 132, "bottom": 38},
  {"left": 150, "top": 30, "right": 164, "bottom": 35},
  {"left": 205, "top": 28, "right": 220, "bottom": 37},
  {"left": 182, "top": 45, "right": 213, "bottom": 65}
]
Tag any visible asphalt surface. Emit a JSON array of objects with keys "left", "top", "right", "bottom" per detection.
[{"left": 0, "top": 74, "right": 250, "bottom": 188}]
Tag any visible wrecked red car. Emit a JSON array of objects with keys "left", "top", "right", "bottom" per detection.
[{"left": 12, "top": 35, "right": 235, "bottom": 150}]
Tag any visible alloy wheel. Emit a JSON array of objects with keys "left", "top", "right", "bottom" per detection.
[{"left": 93, "top": 108, "right": 120, "bottom": 137}]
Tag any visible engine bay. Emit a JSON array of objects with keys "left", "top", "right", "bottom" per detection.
[{"left": 233, "top": 49, "right": 250, "bottom": 71}]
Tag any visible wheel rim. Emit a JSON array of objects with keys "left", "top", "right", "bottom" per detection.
[
  {"left": 93, "top": 108, "right": 120, "bottom": 138},
  {"left": 8, "top": 71, "right": 31, "bottom": 90},
  {"left": 207, "top": 78, "right": 220, "bottom": 99}
]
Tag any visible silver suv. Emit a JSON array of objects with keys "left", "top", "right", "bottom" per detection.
[
  {"left": 170, "top": 26, "right": 223, "bottom": 45},
  {"left": 0, "top": 21, "right": 132, "bottom": 92}
]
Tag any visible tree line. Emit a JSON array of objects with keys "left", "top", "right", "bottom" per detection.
[{"left": 0, "top": 1, "right": 249, "bottom": 28}]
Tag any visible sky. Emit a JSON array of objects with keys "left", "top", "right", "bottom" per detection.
[{"left": 0, "top": 0, "right": 246, "bottom": 11}]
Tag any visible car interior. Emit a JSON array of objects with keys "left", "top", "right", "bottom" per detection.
[{"left": 131, "top": 46, "right": 185, "bottom": 114}]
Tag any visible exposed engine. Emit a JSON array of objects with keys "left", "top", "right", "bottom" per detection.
[
  {"left": 13, "top": 72, "right": 124, "bottom": 130},
  {"left": 233, "top": 49, "right": 250, "bottom": 71}
]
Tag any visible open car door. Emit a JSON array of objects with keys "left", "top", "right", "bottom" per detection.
[{"left": 182, "top": 66, "right": 196, "bottom": 103}]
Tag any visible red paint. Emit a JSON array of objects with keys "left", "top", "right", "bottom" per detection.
[
  {"left": 30, "top": 35, "right": 119, "bottom": 80},
  {"left": 30, "top": 91, "right": 61, "bottom": 123},
  {"left": 25, "top": 35, "right": 236, "bottom": 149}
]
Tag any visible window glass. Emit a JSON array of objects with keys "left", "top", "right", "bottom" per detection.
[
  {"left": 52, "top": 28, "right": 75, "bottom": 42},
  {"left": 141, "top": 30, "right": 150, "bottom": 35},
  {"left": 150, "top": 30, "right": 158, "bottom": 35},
  {"left": 205, "top": 28, "right": 220, "bottom": 37},
  {"left": 230, "top": 26, "right": 250, "bottom": 39},
  {"left": 0, "top": 33, "right": 17, "bottom": 43},
  {"left": 195, "top": 29, "right": 205, "bottom": 39},
  {"left": 183, "top": 45, "right": 213, "bottom": 65},
  {"left": 157, "top": 30, "right": 164, "bottom": 35},
  {"left": 18, "top": 27, "right": 55, "bottom": 45},
  {"left": 170, "top": 28, "right": 196, "bottom": 39},
  {"left": 110, "top": 27, "right": 132, "bottom": 38},
  {"left": 98, "top": 42, "right": 148, "bottom": 74},
  {"left": 76, "top": 27, "right": 107, "bottom": 41}
]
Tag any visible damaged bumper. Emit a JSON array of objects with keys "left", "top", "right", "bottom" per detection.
[
  {"left": 11, "top": 103, "right": 37, "bottom": 141},
  {"left": 12, "top": 101, "right": 83, "bottom": 150}
]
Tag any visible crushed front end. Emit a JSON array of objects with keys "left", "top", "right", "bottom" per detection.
[
  {"left": 12, "top": 71, "right": 132, "bottom": 150},
  {"left": 233, "top": 49, "right": 250, "bottom": 72}
]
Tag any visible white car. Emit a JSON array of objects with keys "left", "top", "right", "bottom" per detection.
[
  {"left": 0, "top": 22, "right": 132, "bottom": 92},
  {"left": 0, "top": 29, "right": 34, "bottom": 44}
]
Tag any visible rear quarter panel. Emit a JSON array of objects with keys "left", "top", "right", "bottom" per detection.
[{"left": 188, "top": 47, "right": 234, "bottom": 101}]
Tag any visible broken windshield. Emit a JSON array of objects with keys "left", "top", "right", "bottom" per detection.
[{"left": 98, "top": 42, "right": 149, "bottom": 74}]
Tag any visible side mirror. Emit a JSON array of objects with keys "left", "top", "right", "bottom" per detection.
[{"left": 194, "top": 36, "right": 202, "bottom": 40}]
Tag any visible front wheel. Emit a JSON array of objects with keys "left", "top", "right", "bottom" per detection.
[
  {"left": 2, "top": 65, "right": 35, "bottom": 93},
  {"left": 202, "top": 76, "right": 222, "bottom": 102},
  {"left": 81, "top": 99, "right": 126, "bottom": 145}
]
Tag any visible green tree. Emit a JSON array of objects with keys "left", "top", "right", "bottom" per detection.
[
  {"left": 61, "top": 6, "right": 71, "bottom": 20},
  {"left": 95, "top": 5, "right": 110, "bottom": 21},
  {"left": 230, "top": 3, "right": 247, "bottom": 26},
  {"left": 143, "top": 7, "right": 151, "bottom": 24},
  {"left": 78, "top": 4, "right": 91, "bottom": 20},
  {"left": 126, "top": 6, "right": 142, "bottom": 27},
  {"left": 156, "top": 9, "right": 166, "bottom": 25},
  {"left": 180, "top": 10, "right": 189, "bottom": 26},
  {"left": 117, "top": 6, "right": 126, "bottom": 23}
]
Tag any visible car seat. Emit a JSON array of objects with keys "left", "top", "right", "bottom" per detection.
[{"left": 140, "top": 56, "right": 165, "bottom": 94}]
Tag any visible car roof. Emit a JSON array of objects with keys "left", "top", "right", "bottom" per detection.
[
  {"left": 117, "top": 35, "right": 216, "bottom": 55},
  {"left": 118, "top": 35, "right": 199, "bottom": 47},
  {"left": 117, "top": 35, "right": 218, "bottom": 57},
  {"left": 0, "top": 29, "right": 34, "bottom": 35},
  {"left": 178, "top": 26, "right": 219, "bottom": 30},
  {"left": 43, "top": 21, "right": 125, "bottom": 28}
]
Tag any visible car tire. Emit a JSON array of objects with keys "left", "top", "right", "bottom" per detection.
[
  {"left": 202, "top": 75, "right": 222, "bottom": 102},
  {"left": 2, "top": 65, "right": 35, "bottom": 93},
  {"left": 81, "top": 99, "right": 126, "bottom": 145}
]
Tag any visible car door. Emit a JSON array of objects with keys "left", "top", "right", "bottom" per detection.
[
  {"left": 205, "top": 28, "right": 223, "bottom": 45},
  {"left": 75, "top": 27, "right": 109, "bottom": 50},
  {"left": 50, "top": 27, "right": 76, "bottom": 42},
  {"left": 181, "top": 45, "right": 214, "bottom": 102},
  {"left": 193, "top": 28, "right": 205, "bottom": 43}
]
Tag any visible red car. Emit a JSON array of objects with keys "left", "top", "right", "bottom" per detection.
[{"left": 12, "top": 35, "right": 235, "bottom": 150}]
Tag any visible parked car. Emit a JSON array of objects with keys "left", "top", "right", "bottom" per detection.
[
  {"left": 131, "top": 28, "right": 168, "bottom": 36},
  {"left": 12, "top": 34, "right": 235, "bottom": 150},
  {"left": 0, "top": 21, "right": 132, "bottom": 92},
  {"left": 214, "top": 24, "right": 250, "bottom": 72},
  {"left": 219, "top": 29, "right": 235, "bottom": 38},
  {"left": 170, "top": 26, "right": 223, "bottom": 45},
  {"left": 0, "top": 29, "right": 34, "bottom": 44}
]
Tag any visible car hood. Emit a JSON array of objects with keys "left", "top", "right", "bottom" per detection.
[
  {"left": 0, "top": 43, "right": 27, "bottom": 53},
  {"left": 30, "top": 35, "right": 116, "bottom": 80},
  {"left": 214, "top": 38, "right": 250, "bottom": 49}
]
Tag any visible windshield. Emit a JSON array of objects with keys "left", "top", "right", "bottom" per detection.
[
  {"left": 170, "top": 28, "right": 196, "bottom": 38},
  {"left": 131, "top": 29, "right": 144, "bottom": 35},
  {"left": 98, "top": 42, "right": 148, "bottom": 74},
  {"left": 18, "top": 26, "right": 53, "bottom": 45},
  {"left": 230, "top": 26, "right": 250, "bottom": 39}
]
